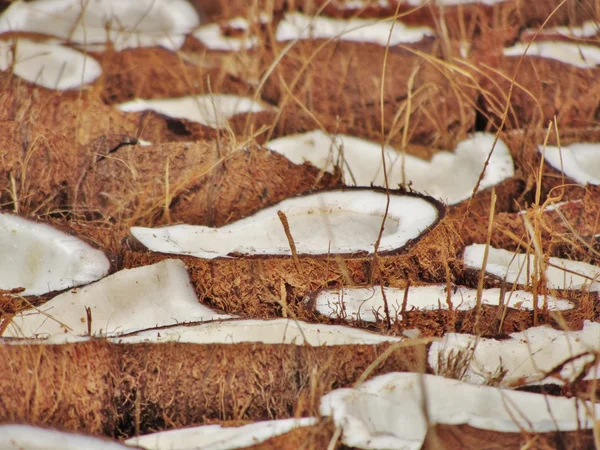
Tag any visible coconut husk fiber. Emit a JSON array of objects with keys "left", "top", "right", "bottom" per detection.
[
  {"left": 260, "top": 38, "right": 478, "bottom": 149},
  {"left": 78, "top": 140, "right": 340, "bottom": 227},
  {"left": 0, "top": 340, "right": 418, "bottom": 438}
]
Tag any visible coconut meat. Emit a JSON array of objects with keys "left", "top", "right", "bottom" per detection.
[
  {"left": 463, "top": 244, "right": 600, "bottom": 290},
  {"left": 0, "top": 213, "right": 109, "bottom": 296},
  {"left": 131, "top": 190, "right": 439, "bottom": 258},
  {"left": 266, "top": 131, "right": 514, "bottom": 205},
  {"left": 320, "top": 372, "right": 600, "bottom": 450},
  {"left": 315, "top": 285, "right": 572, "bottom": 322},
  {"left": 4, "top": 260, "right": 231, "bottom": 340},
  {"left": 541, "top": 143, "right": 600, "bottom": 185},
  {"left": 125, "top": 418, "right": 317, "bottom": 450},
  {"left": 429, "top": 321, "right": 600, "bottom": 386},
  {"left": 0, "top": 39, "right": 101, "bottom": 89},
  {"left": 275, "top": 12, "right": 433, "bottom": 45},
  {"left": 111, "top": 318, "right": 401, "bottom": 346},
  {"left": 117, "top": 95, "right": 270, "bottom": 129},
  {"left": 503, "top": 42, "right": 600, "bottom": 68},
  {"left": 0, "top": 0, "right": 199, "bottom": 51},
  {"left": 0, "top": 424, "right": 133, "bottom": 450}
]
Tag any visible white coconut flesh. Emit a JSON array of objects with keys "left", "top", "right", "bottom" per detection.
[
  {"left": 130, "top": 190, "right": 439, "bottom": 258},
  {"left": 111, "top": 318, "right": 401, "bottom": 346},
  {"left": 0, "top": 39, "right": 101, "bottom": 90},
  {"left": 275, "top": 12, "right": 433, "bottom": 46},
  {"left": 0, "top": 0, "right": 199, "bottom": 51},
  {"left": 503, "top": 41, "right": 600, "bottom": 68},
  {"left": 193, "top": 17, "right": 260, "bottom": 51},
  {"left": 116, "top": 95, "right": 270, "bottom": 129},
  {"left": 524, "top": 21, "right": 600, "bottom": 39},
  {"left": 124, "top": 418, "right": 317, "bottom": 450},
  {"left": 463, "top": 244, "right": 600, "bottom": 290},
  {"left": 429, "top": 321, "right": 600, "bottom": 387},
  {"left": 0, "top": 213, "right": 109, "bottom": 296},
  {"left": 315, "top": 285, "right": 572, "bottom": 322},
  {"left": 540, "top": 143, "right": 600, "bottom": 185},
  {"left": 320, "top": 372, "right": 600, "bottom": 450},
  {"left": 266, "top": 131, "right": 514, "bottom": 205},
  {"left": 3, "top": 260, "right": 231, "bottom": 341},
  {"left": 0, "top": 424, "right": 134, "bottom": 450}
]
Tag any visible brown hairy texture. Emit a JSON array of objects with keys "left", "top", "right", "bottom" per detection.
[{"left": 0, "top": 341, "right": 417, "bottom": 437}]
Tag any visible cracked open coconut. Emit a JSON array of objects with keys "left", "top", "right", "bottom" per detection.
[
  {"left": 266, "top": 131, "right": 514, "bottom": 204},
  {"left": 464, "top": 244, "right": 600, "bottom": 290},
  {"left": 314, "top": 285, "right": 572, "bottom": 322},
  {"left": 0, "top": 213, "right": 109, "bottom": 296},
  {"left": 116, "top": 94, "right": 271, "bottom": 129},
  {"left": 541, "top": 142, "right": 600, "bottom": 185},
  {"left": 131, "top": 189, "right": 439, "bottom": 258},
  {"left": 0, "top": 38, "right": 101, "bottom": 90},
  {"left": 0, "top": 0, "right": 199, "bottom": 51},
  {"left": 430, "top": 321, "right": 600, "bottom": 387},
  {"left": 4, "top": 259, "right": 231, "bottom": 341},
  {"left": 320, "top": 372, "right": 600, "bottom": 450}
]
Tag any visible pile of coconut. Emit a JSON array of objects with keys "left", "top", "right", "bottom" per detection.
[{"left": 1, "top": 0, "right": 600, "bottom": 449}]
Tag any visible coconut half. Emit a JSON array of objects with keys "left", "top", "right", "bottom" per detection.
[
  {"left": 124, "top": 418, "right": 317, "bottom": 450},
  {"left": 193, "top": 17, "right": 264, "bottom": 51},
  {"left": 0, "top": 39, "right": 101, "bottom": 89},
  {"left": 266, "top": 131, "right": 514, "bottom": 205},
  {"left": 0, "top": 213, "right": 109, "bottom": 296},
  {"left": 0, "top": 424, "right": 134, "bottom": 450},
  {"left": 4, "top": 259, "right": 231, "bottom": 341},
  {"left": 320, "top": 372, "right": 600, "bottom": 450},
  {"left": 315, "top": 285, "right": 572, "bottom": 322},
  {"left": 112, "top": 318, "right": 401, "bottom": 346},
  {"left": 275, "top": 12, "right": 433, "bottom": 45},
  {"left": 430, "top": 321, "right": 600, "bottom": 387},
  {"left": 503, "top": 42, "right": 600, "bottom": 68},
  {"left": 540, "top": 143, "right": 600, "bottom": 185},
  {"left": 0, "top": 0, "right": 199, "bottom": 51},
  {"left": 130, "top": 189, "right": 439, "bottom": 258},
  {"left": 463, "top": 244, "right": 600, "bottom": 290},
  {"left": 116, "top": 95, "right": 270, "bottom": 129}
]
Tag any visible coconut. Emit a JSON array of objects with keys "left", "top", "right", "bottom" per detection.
[
  {"left": 131, "top": 189, "right": 439, "bottom": 258},
  {"left": 266, "top": 131, "right": 514, "bottom": 204},
  {"left": 112, "top": 318, "right": 401, "bottom": 346},
  {"left": 314, "top": 285, "right": 572, "bottom": 323},
  {"left": 430, "top": 320, "right": 600, "bottom": 387},
  {"left": 0, "top": 212, "right": 109, "bottom": 296},
  {"left": 320, "top": 372, "right": 600, "bottom": 450},
  {"left": 0, "top": 39, "right": 101, "bottom": 90},
  {"left": 78, "top": 140, "right": 339, "bottom": 227},
  {"left": 4, "top": 259, "right": 231, "bottom": 341},
  {"left": 0, "top": 424, "right": 135, "bottom": 450},
  {"left": 540, "top": 142, "right": 600, "bottom": 185},
  {"left": 0, "top": 340, "right": 418, "bottom": 436},
  {"left": 124, "top": 418, "right": 317, "bottom": 450},
  {"left": 0, "top": 0, "right": 199, "bottom": 52},
  {"left": 463, "top": 244, "right": 600, "bottom": 290}
]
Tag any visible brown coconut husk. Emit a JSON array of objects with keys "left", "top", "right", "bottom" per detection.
[
  {"left": 122, "top": 189, "right": 462, "bottom": 318},
  {"left": 0, "top": 340, "right": 419, "bottom": 437},
  {"left": 78, "top": 139, "right": 341, "bottom": 227},
  {"left": 260, "top": 38, "right": 478, "bottom": 149},
  {"left": 475, "top": 52, "right": 600, "bottom": 132}
]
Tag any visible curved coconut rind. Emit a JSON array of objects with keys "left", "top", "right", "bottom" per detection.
[
  {"left": 125, "top": 417, "right": 317, "bottom": 450},
  {"left": 320, "top": 372, "right": 600, "bottom": 449},
  {"left": 0, "top": 212, "right": 110, "bottom": 296},
  {"left": 430, "top": 321, "right": 600, "bottom": 387},
  {"left": 4, "top": 259, "right": 231, "bottom": 341}
]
